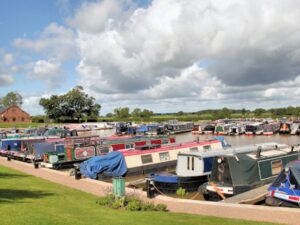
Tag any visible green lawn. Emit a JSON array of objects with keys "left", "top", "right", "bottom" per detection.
[{"left": 0, "top": 166, "right": 280, "bottom": 225}]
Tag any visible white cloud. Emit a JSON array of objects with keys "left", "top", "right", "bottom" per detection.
[
  {"left": 28, "top": 60, "right": 64, "bottom": 89},
  {"left": 13, "top": 23, "right": 76, "bottom": 61},
  {"left": 0, "top": 73, "right": 14, "bottom": 86},
  {"left": 3, "top": 53, "right": 13, "bottom": 65},
  {"left": 0, "top": 50, "right": 15, "bottom": 86},
  {"left": 70, "top": 0, "right": 300, "bottom": 113},
  {"left": 68, "top": 0, "right": 123, "bottom": 34},
  {"left": 8, "top": 0, "right": 300, "bottom": 114}
]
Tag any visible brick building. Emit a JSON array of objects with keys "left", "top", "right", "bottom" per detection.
[{"left": 0, "top": 105, "right": 31, "bottom": 123}]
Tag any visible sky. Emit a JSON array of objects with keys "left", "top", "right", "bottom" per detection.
[{"left": 1, "top": 0, "right": 300, "bottom": 116}]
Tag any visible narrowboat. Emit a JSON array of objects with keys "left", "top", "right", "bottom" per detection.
[
  {"left": 43, "top": 127, "right": 78, "bottom": 139},
  {"left": 77, "top": 138, "right": 225, "bottom": 180},
  {"left": 148, "top": 141, "right": 283, "bottom": 194},
  {"left": 115, "top": 122, "right": 137, "bottom": 135},
  {"left": 290, "top": 123, "right": 300, "bottom": 135},
  {"left": 40, "top": 135, "right": 101, "bottom": 168},
  {"left": 203, "top": 124, "right": 215, "bottom": 134},
  {"left": 266, "top": 160, "right": 300, "bottom": 208},
  {"left": 102, "top": 135, "right": 175, "bottom": 151},
  {"left": 215, "top": 124, "right": 232, "bottom": 135},
  {"left": 228, "top": 124, "right": 244, "bottom": 135},
  {"left": 1, "top": 137, "right": 45, "bottom": 160},
  {"left": 279, "top": 122, "right": 291, "bottom": 134},
  {"left": 135, "top": 124, "right": 166, "bottom": 135},
  {"left": 145, "top": 124, "right": 167, "bottom": 135},
  {"left": 255, "top": 124, "right": 264, "bottom": 135},
  {"left": 40, "top": 135, "right": 176, "bottom": 169},
  {"left": 262, "top": 123, "right": 280, "bottom": 136},
  {"left": 244, "top": 123, "right": 263, "bottom": 135},
  {"left": 165, "top": 120, "right": 194, "bottom": 134},
  {"left": 199, "top": 144, "right": 300, "bottom": 200}
]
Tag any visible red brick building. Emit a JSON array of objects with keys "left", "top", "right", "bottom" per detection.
[{"left": 0, "top": 105, "right": 31, "bottom": 123}]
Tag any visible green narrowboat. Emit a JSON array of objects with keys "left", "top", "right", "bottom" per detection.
[{"left": 199, "top": 144, "right": 300, "bottom": 200}]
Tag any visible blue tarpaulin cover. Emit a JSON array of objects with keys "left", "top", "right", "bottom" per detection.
[
  {"left": 150, "top": 173, "right": 178, "bottom": 183},
  {"left": 79, "top": 151, "right": 127, "bottom": 179}
]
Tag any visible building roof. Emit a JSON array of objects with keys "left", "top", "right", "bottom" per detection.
[{"left": 0, "top": 105, "right": 30, "bottom": 116}]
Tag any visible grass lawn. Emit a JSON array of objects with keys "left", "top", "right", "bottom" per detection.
[{"left": 0, "top": 166, "right": 280, "bottom": 225}]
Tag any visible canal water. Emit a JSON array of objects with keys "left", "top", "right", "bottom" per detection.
[{"left": 91, "top": 129, "right": 300, "bottom": 147}]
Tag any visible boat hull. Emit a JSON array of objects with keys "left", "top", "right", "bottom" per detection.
[{"left": 150, "top": 174, "right": 207, "bottom": 193}]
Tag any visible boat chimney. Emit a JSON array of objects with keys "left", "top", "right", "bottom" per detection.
[{"left": 256, "top": 146, "right": 262, "bottom": 158}]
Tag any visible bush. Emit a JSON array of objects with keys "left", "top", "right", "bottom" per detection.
[
  {"left": 176, "top": 187, "right": 188, "bottom": 197},
  {"left": 111, "top": 200, "right": 123, "bottom": 209},
  {"left": 96, "top": 193, "right": 115, "bottom": 207},
  {"left": 96, "top": 194, "right": 167, "bottom": 212},
  {"left": 141, "top": 202, "right": 155, "bottom": 211},
  {"left": 126, "top": 199, "right": 141, "bottom": 211},
  {"left": 155, "top": 204, "right": 168, "bottom": 212}
]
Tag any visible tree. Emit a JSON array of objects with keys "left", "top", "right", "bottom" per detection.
[
  {"left": 1, "top": 92, "right": 23, "bottom": 107},
  {"left": 106, "top": 113, "right": 113, "bottom": 117},
  {"left": 254, "top": 108, "right": 266, "bottom": 117},
  {"left": 140, "top": 109, "right": 154, "bottom": 118},
  {"left": 177, "top": 111, "right": 184, "bottom": 116},
  {"left": 114, "top": 107, "right": 130, "bottom": 118},
  {"left": 131, "top": 108, "right": 142, "bottom": 118},
  {"left": 39, "top": 87, "right": 101, "bottom": 122},
  {"left": 241, "top": 108, "right": 246, "bottom": 116}
]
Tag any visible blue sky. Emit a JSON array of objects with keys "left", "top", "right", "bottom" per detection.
[{"left": 1, "top": 0, "right": 300, "bottom": 116}]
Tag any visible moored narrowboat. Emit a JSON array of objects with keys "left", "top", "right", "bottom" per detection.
[
  {"left": 77, "top": 138, "right": 224, "bottom": 180},
  {"left": 290, "top": 123, "right": 300, "bottom": 135},
  {"left": 149, "top": 141, "right": 285, "bottom": 194},
  {"left": 279, "top": 122, "right": 291, "bottom": 134},
  {"left": 266, "top": 160, "right": 300, "bottom": 208},
  {"left": 40, "top": 135, "right": 176, "bottom": 169},
  {"left": 199, "top": 144, "right": 300, "bottom": 200},
  {"left": 0, "top": 137, "right": 45, "bottom": 160},
  {"left": 165, "top": 120, "right": 194, "bottom": 134}
]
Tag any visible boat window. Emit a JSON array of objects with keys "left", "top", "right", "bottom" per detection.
[
  {"left": 271, "top": 160, "right": 283, "bottom": 175},
  {"left": 190, "top": 147, "right": 198, "bottom": 152},
  {"left": 98, "top": 147, "right": 109, "bottom": 154},
  {"left": 141, "top": 154, "right": 153, "bottom": 164},
  {"left": 55, "top": 144, "right": 65, "bottom": 154},
  {"left": 191, "top": 157, "right": 194, "bottom": 170},
  {"left": 203, "top": 145, "right": 211, "bottom": 151},
  {"left": 187, "top": 157, "right": 190, "bottom": 170},
  {"left": 159, "top": 152, "right": 170, "bottom": 161},
  {"left": 125, "top": 143, "right": 134, "bottom": 149},
  {"left": 162, "top": 139, "right": 169, "bottom": 145}
]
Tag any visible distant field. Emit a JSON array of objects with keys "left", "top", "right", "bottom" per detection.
[{"left": 0, "top": 166, "right": 280, "bottom": 225}]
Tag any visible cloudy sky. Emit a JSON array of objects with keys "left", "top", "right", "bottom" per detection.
[{"left": 1, "top": 0, "right": 300, "bottom": 115}]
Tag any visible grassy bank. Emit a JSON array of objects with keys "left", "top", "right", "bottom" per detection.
[
  {"left": 0, "top": 166, "right": 280, "bottom": 225},
  {"left": 0, "top": 122, "right": 53, "bottom": 129}
]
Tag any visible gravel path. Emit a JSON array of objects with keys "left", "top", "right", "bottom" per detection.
[{"left": 1, "top": 157, "right": 299, "bottom": 225}]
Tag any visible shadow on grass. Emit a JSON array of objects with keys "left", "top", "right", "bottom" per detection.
[
  {"left": 0, "top": 189, "right": 53, "bottom": 203},
  {"left": 0, "top": 172, "right": 30, "bottom": 179}
]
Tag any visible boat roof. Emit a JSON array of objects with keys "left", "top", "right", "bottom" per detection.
[
  {"left": 1, "top": 136, "right": 45, "bottom": 142},
  {"left": 121, "top": 139, "right": 220, "bottom": 157},
  {"left": 247, "top": 146, "right": 296, "bottom": 160}
]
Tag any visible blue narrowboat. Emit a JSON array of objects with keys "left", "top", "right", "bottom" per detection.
[{"left": 266, "top": 160, "right": 300, "bottom": 207}]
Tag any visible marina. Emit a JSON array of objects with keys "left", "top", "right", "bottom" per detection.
[{"left": 2, "top": 1, "right": 300, "bottom": 224}]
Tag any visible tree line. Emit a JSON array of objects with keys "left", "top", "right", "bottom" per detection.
[{"left": 2, "top": 88, "right": 300, "bottom": 123}]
